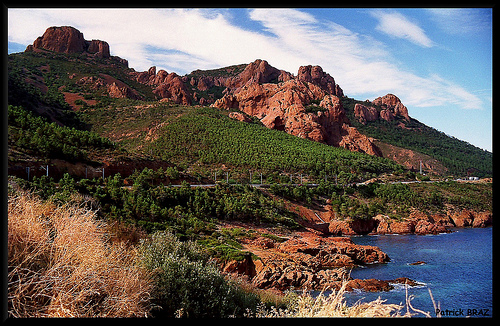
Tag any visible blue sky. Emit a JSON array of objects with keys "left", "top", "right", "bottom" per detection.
[{"left": 8, "top": 8, "right": 492, "bottom": 152}]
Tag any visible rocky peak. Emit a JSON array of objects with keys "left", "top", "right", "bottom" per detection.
[
  {"left": 87, "top": 39, "right": 110, "bottom": 58},
  {"left": 372, "top": 94, "right": 410, "bottom": 121},
  {"left": 231, "top": 59, "right": 292, "bottom": 88},
  {"left": 26, "top": 26, "right": 110, "bottom": 59},
  {"left": 353, "top": 94, "right": 411, "bottom": 124},
  {"left": 298, "top": 65, "right": 343, "bottom": 97},
  {"left": 30, "top": 26, "right": 86, "bottom": 54}
]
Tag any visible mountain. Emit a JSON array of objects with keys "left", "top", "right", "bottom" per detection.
[{"left": 8, "top": 26, "right": 492, "bottom": 178}]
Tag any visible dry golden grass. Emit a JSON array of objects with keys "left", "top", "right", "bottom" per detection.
[
  {"left": 8, "top": 191, "right": 153, "bottom": 317},
  {"left": 252, "top": 281, "right": 434, "bottom": 318},
  {"left": 251, "top": 281, "right": 404, "bottom": 318}
]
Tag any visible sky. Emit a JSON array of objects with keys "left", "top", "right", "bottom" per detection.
[{"left": 7, "top": 8, "right": 493, "bottom": 152}]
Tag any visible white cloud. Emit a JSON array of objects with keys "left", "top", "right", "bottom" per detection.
[
  {"left": 246, "top": 9, "right": 483, "bottom": 110},
  {"left": 370, "top": 10, "right": 434, "bottom": 48}
]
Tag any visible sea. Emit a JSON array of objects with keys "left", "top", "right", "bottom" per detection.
[{"left": 342, "top": 227, "right": 493, "bottom": 318}]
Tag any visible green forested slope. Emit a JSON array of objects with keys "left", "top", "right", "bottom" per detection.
[
  {"left": 341, "top": 97, "right": 492, "bottom": 177},
  {"left": 147, "top": 106, "right": 403, "bottom": 181}
]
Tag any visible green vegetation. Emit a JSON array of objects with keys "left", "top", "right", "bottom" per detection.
[
  {"left": 8, "top": 105, "right": 114, "bottom": 162},
  {"left": 138, "top": 231, "right": 262, "bottom": 317},
  {"left": 330, "top": 181, "right": 492, "bottom": 221},
  {"left": 22, "top": 167, "right": 299, "bottom": 261},
  {"left": 8, "top": 189, "right": 298, "bottom": 318},
  {"left": 8, "top": 45, "right": 491, "bottom": 319},
  {"left": 186, "top": 64, "right": 247, "bottom": 78},
  {"left": 7, "top": 50, "right": 156, "bottom": 129},
  {"left": 148, "top": 106, "right": 403, "bottom": 181},
  {"left": 342, "top": 96, "right": 493, "bottom": 177}
]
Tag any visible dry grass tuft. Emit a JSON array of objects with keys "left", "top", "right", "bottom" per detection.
[
  {"left": 252, "top": 281, "right": 411, "bottom": 318},
  {"left": 8, "top": 191, "right": 153, "bottom": 317}
]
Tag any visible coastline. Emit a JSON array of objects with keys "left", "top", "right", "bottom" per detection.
[
  {"left": 346, "top": 227, "right": 493, "bottom": 317},
  {"left": 222, "top": 214, "right": 492, "bottom": 294}
]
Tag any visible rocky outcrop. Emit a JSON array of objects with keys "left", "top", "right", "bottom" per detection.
[
  {"left": 354, "top": 103, "right": 379, "bottom": 124},
  {"left": 130, "top": 67, "right": 193, "bottom": 105},
  {"left": 107, "top": 82, "right": 140, "bottom": 99},
  {"left": 26, "top": 26, "right": 111, "bottom": 59},
  {"left": 345, "top": 277, "right": 419, "bottom": 292},
  {"left": 29, "top": 26, "right": 86, "bottom": 54},
  {"left": 229, "top": 59, "right": 290, "bottom": 88},
  {"left": 211, "top": 63, "right": 379, "bottom": 156},
  {"left": 223, "top": 231, "right": 422, "bottom": 292},
  {"left": 449, "top": 209, "right": 492, "bottom": 228},
  {"left": 327, "top": 207, "right": 492, "bottom": 237},
  {"left": 353, "top": 94, "right": 410, "bottom": 124},
  {"left": 372, "top": 94, "right": 410, "bottom": 121},
  {"left": 276, "top": 236, "right": 389, "bottom": 266},
  {"left": 87, "top": 39, "right": 110, "bottom": 58},
  {"left": 472, "top": 211, "right": 493, "bottom": 228},
  {"left": 152, "top": 73, "right": 192, "bottom": 105},
  {"left": 228, "top": 111, "right": 252, "bottom": 122},
  {"left": 129, "top": 58, "right": 379, "bottom": 155},
  {"left": 297, "top": 65, "right": 343, "bottom": 97}
]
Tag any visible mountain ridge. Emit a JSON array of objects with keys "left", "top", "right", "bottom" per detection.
[{"left": 12, "top": 25, "right": 492, "bottom": 177}]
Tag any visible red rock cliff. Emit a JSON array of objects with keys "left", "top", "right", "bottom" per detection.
[
  {"left": 27, "top": 26, "right": 111, "bottom": 59},
  {"left": 211, "top": 60, "right": 380, "bottom": 156}
]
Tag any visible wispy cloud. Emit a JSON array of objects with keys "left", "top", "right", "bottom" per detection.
[
  {"left": 247, "top": 9, "right": 481, "bottom": 109},
  {"left": 369, "top": 10, "right": 434, "bottom": 47},
  {"left": 8, "top": 8, "right": 482, "bottom": 111},
  {"left": 426, "top": 8, "right": 492, "bottom": 35}
]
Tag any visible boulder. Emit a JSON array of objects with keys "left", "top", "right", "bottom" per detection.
[
  {"left": 389, "top": 220, "right": 415, "bottom": 234},
  {"left": 414, "top": 220, "right": 448, "bottom": 235},
  {"left": 107, "top": 82, "right": 139, "bottom": 99},
  {"left": 328, "top": 220, "right": 355, "bottom": 236},
  {"left": 429, "top": 213, "right": 454, "bottom": 227},
  {"left": 449, "top": 210, "right": 475, "bottom": 227},
  {"left": 345, "top": 278, "right": 393, "bottom": 292},
  {"left": 222, "top": 253, "right": 257, "bottom": 278},
  {"left": 228, "top": 111, "right": 252, "bottom": 122},
  {"left": 373, "top": 215, "right": 391, "bottom": 234}
]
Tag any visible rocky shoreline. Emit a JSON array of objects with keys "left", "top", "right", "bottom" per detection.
[
  {"left": 222, "top": 230, "right": 421, "bottom": 293},
  {"left": 222, "top": 209, "right": 492, "bottom": 294},
  {"left": 326, "top": 209, "right": 492, "bottom": 236}
]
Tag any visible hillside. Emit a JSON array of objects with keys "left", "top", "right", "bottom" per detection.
[{"left": 341, "top": 96, "right": 493, "bottom": 177}]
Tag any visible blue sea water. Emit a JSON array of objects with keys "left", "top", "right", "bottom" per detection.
[{"left": 343, "top": 227, "right": 493, "bottom": 317}]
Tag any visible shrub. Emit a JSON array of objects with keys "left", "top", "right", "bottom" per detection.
[{"left": 138, "top": 231, "right": 261, "bottom": 317}]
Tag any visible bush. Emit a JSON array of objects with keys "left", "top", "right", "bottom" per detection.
[{"left": 138, "top": 231, "right": 260, "bottom": 317}]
